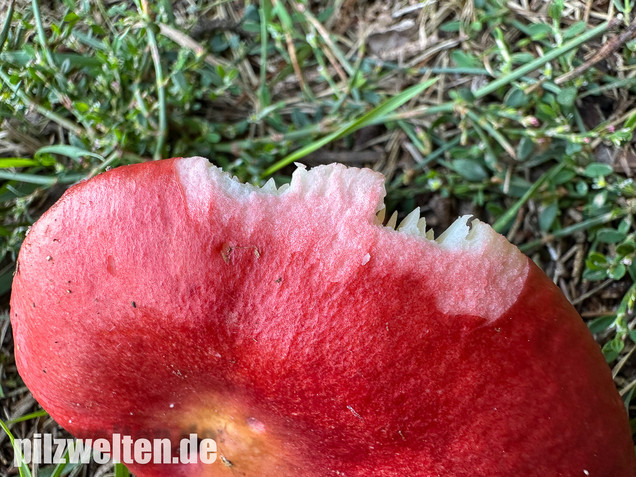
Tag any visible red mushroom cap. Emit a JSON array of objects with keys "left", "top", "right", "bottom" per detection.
[{"left": 11, "top": 157, "right": 636, "bottom": 476}]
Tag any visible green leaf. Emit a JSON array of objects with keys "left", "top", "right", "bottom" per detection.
[
  {"left": 602, "top": 336, "right": 624, "bottom": 362},
  {"left": 586, "top": 252, "right": 608, "bottom": 269},
  {"left": 553, "top": 168, "right": 576, "bottom": 184},
  {"left": 596, "top": 227, "right": 627, "bottom": 244},
  {"left": 539, "top": 201, "right": 559, "bottom": 231},
  {"left": 610, "top": 263, "right": 627, "bottom": 280},
  {"left": 537, "top": 103, "right": 557, "bottom": 121},
  {"left": 584, "top": 269, "right": 608, "bottom": 281},
  {"left": 556, "top": 86, "right": 577, "bottom": 107},
  {"left": 526, "top": 23, "right": 552, "bottom": 40},
  {"left": 583, "top": 162, "right": 613, "bottom": 178},
  {"left": 450, "top": 50, "right": 481, "bottom": 68},
  {"left": 35, "top": 145, "right": 103, "bottom": 163},
  {"left": 510, "top": 52, "right": 535, "bottom": 65},
  {"left": 548, "top": 0, "right": 565, "bottom": 21},
  {"left": 625, "top": 257, "right": 636, "bottom": 280},
  {"left": 575, "top": 180, "right": 588, "bottom": 195},
  {"left": 587, "top": 315, "right": 615, "bottom": 334},
  {"left": 63, "top": 12, "right": 80, "bottom": 23},
  {"left": 452, "top": 159, "right": 488, "bottom": 181},
  {"left": 74, "top": 102, "right": 90, "bottom": 113},
  {"left": 440, "top": 20, "right": 461, "bottom": 32},
  {"left": 565, "top": 142, "right": 582, "bottom": 155},
  {"left": 450, "top": 88, "right": 475, "bottom": 103},
  {"left": 516, "top": 136, "right": 534, "bottom": 161},
  {"left": 563, "top": 22, "right": 587, "bottom": 40},
  {"left": 505, "top": 87, "right": 529, "bottom": 108},
  {"left": 619, "top": 219, "right": 633, "bottom": 236},
  {"left": 617, "top": 241, "right": 636, "bottom": 255},
  {"left": 625, "top": 110, "right": 636, "bottom": 129}
]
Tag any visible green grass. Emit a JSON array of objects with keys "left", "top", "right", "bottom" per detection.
[{"left": 1, "top": 0, "right": 636, "bottom": 473}]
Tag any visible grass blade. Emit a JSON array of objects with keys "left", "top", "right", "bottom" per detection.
[
  {"left": 49, "top": 448, "right": 70, "bottom": 477},
  {"left": 258, "top": 0, "right": 272, "bottom": 108},
  {"left": 36, "top": 145, "right": 104, "bottom": 162},
  {"left": 32, "top": 0, "right": 55, "bottom": 68},
  {"left": 0, "top": 419, "right": 32, "bottom": 477},
  {"left": 0, "top": 171, "right": 86, "bottom": 185},
  {"left": 519, "top": 211, "right": 624, "bottom": 253},
  {"left": 138, "top": 2, "right": 167, "bottom": 160},
  {"left": 114, "top": 463, "right": 130, "bottom": 477},
  {"left": 0, "top": 0, "right": 14, "bottom": 54},
  {"left": 6, "top": 409, "right": 48, "bottom": 425},
  {"left": 492, "top": 162, "right": 566, "bottom": 233},
  {"left": 0, "top": 51, "right": 101, "bottom": 68},
  {"left": 263, "top": 78, "right": 437, "bottom": 176},
  {"left": 0, "top": 158, "right": 40, "bottom": 168}
]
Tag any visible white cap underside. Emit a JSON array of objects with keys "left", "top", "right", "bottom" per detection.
[{"left": 175, "top": 157, "right": 529, "bottom": 322}]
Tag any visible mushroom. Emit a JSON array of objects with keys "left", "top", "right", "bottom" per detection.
[{"left": 11, "top": 157, "right": 635, "bottom": 476}]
